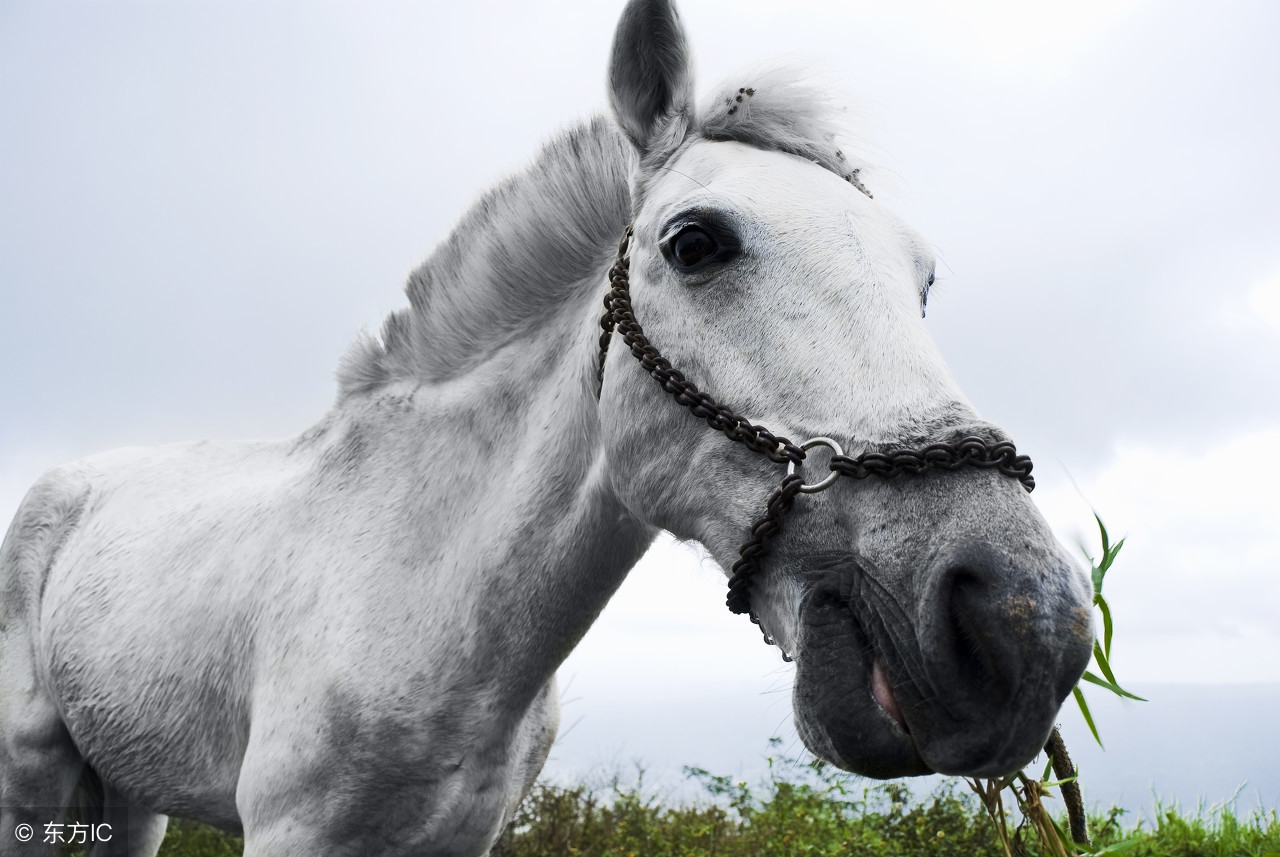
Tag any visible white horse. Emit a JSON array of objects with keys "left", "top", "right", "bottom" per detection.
[{"left": 0, "top": 1, "right": 1094, "bottom": 855}]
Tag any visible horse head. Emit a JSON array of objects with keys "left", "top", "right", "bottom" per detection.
[{"left": 597, "top": 0, "right": 1094, "bottom": 779}]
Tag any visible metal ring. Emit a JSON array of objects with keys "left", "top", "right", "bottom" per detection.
[{"left": 786, "top": 436, "right": 844, "bottom": 494}]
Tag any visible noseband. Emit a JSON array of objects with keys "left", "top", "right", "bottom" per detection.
[{"left": 595, "top": 225, "right": 1035, "bottom": 657}]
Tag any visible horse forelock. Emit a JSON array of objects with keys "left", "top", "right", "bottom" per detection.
[
  {"left": 631, "top": 66, "right": 877, "bottom": 205},
  {"left": 337, "top": 65, "right": 873, "bottom": 400},
  {"left": 696, "top": 67, "right": 875, "bottom": 199}
]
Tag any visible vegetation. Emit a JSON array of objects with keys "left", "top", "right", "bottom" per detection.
[
  {"left": 153, "top": 822, "right": 243, "bottom": 857},
  {"left": 119, "top": 760, "right": 1279, "bottom": 857},
  {"left": 964, "top": 514, "right": 1150, "bottom": 856},
  {"left": 488, "top": 760, "right": 1280, "bottom": 857}
]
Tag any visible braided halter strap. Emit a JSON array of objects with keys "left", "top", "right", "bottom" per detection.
[{"left": 595, "top": 226, "right": 1035, "bottom": 645}]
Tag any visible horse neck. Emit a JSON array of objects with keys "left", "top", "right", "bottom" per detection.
[{"left": 314, "top": 276, "right": 654, "bottom": 680}]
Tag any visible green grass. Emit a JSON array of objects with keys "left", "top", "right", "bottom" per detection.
[
  {"left": 110, "top": 760, "right": 1276, "bottom": 857},
  {"left": 486, "top": 761, "right": 1280, "bottom": 857},
  {"left": 154, "top": 820, "right": 243, "bottom": 857},
  {"left": 490, "top": 767, "right": 1000, "bottom": 857}
]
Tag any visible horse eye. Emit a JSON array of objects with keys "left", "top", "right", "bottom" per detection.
[
  {"left": 669, "top": 227, "right": 718, "bottom": 270},
  {"left": 922, "top": 264, "right": 935, "bottom": 318}
]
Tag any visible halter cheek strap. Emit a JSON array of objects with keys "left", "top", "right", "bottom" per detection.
[
  {"left": 594, "top": 224, "right": 1034, "bottom": 655},
  {"left": 596, "top": 227, "right": 803, "bottom": 464}
]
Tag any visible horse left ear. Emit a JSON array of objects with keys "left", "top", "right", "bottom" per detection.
[{"left": 607, "top": 0, "right": 694, "bottom": 155}]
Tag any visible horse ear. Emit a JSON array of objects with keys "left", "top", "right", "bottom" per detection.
[{"left": 607, "top": 0, "right": 694, "bottom": 154}]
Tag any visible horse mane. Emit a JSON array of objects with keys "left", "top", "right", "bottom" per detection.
[
  {"left": 336, "top": 115, "right": 634, "bottom": 397},
  {"left": 336, "top": 68, "right": 873, "bottom": 399}
]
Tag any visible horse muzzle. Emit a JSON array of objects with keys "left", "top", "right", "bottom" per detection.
[{"left": 791, "top": 533, "right": 1094, "bottom": 779}]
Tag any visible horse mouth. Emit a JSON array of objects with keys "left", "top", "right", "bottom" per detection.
[
  {"left": 870, "top": 658, "right": 907, "bottom": 733},
  {"left": 792, "top": 586, "right": 932, "bottom": 778},
  {"left": 790, "top": 546, "right": 1092, "bottom": 780}
]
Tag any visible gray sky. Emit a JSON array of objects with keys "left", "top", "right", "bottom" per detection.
[{"left": 2, "top": 0, "right": 1278, "bottom": 784}]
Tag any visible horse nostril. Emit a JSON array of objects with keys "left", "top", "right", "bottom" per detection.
[
  {"left": 943, "top": 566, "right": 1008, "bottom": 703},
  {"left": 912, "top": 544, "right": 1091, "bottom": 775}
]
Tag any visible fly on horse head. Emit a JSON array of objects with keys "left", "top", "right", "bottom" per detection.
[{"left": 0, "top": 1, "right": 1094, "bottom": 854}]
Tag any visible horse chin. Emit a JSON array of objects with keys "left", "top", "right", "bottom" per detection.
[{"left": 791, "top": 586, "right": 932, "bottom": 778}]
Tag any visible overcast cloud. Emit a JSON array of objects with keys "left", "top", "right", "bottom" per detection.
[{"left": 2, "top": 0, "right": 1277, "bottom": 781}]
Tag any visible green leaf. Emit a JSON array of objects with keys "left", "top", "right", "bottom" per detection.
[
  {"left": 1073, "top": 686, "right": 1103, "bottom": 748},
  {"left": 1095, "top": 513, "right": 1111, "bottom": 559},
  {"left": 1097, "top": 595, "right": 1115, "bottom": 660},
  {"left": 1041, "top": 758, "right": 1054, "bottom": 782},
  {"left": 1082, "top": 670, "right": 1147, "bottom": 702},
  {"left": 1099, "top": 536, "right": 1125, "bottom": 579},
  {"left": 1088, "top": 513, "right": 1126, "bottom": 596},
  {"left": 1093, "top": 641, "right": 1119, "bottom": 686}
]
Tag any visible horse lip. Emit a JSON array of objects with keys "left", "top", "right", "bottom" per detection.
[
  {"left": 836, "top": 566, "right": 914, "bottom": 737},
  {"left": 794, "top": 584, "right": 932, "bottom": 776}
]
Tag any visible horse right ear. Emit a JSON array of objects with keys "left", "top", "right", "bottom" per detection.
[{"left": 607, "top": 0, "right": 694, "bottom": 155}]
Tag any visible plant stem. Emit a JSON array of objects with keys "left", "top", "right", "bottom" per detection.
[
  {"left": 966, "top": 777, "right": 1014, "bottom": 857},
  {"left": 1045, "top": 727, "right": 1089, "bottom": 846},
  {"left": 1016, "top": 773, "right": 1072, "bottom": 857}
]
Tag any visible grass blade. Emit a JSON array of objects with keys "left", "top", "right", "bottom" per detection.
[
  {"left": 1100, "top": 536, "right": 1126, "bottom": 580},
  {"left": 1095, "top": 512, "right": 1111, "bottom": 559},
  {"left": 1045, "top": 807, "right": 1081, "bottom": 853},
  {"left": 1093, "top": 641, "right": 1119, "bottom": 686},
  {"left": 1073, "top": 685, "right": 1103, "bottom": 748},
  {"left": 1098, "top": 596, "right": 1115, "bottom": 659},
  {"left": 1082, "top": 669, "right": 1147, "bottom": 702}
]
